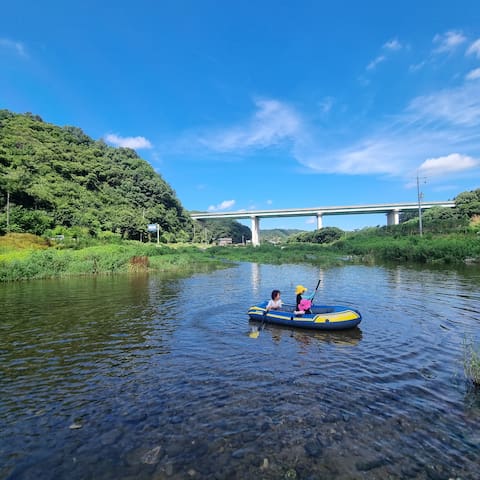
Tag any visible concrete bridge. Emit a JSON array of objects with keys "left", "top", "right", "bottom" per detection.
[{"left": 191, "top": 201, "right": 456, "bottom": 246}]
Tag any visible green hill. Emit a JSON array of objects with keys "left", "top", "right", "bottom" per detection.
[
  {"left": 0, "top": 110, "right": 192, "bottom": 241},
  {"left": 260, "top": 228, "right": 304, "bottom": 243},
  {"left": 192, "top": 217, "right": 251, "bottom": 244}
]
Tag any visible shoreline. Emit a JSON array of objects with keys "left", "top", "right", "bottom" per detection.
[{"left": 2, "top": 232, "right": 480, "bottom": 282}]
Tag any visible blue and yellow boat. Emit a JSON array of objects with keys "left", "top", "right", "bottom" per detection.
[{"left": 247, "top": 302, "right": 362, "bottom": 330}]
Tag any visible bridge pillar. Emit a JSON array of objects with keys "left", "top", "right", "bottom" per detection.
[
  {"left": 316, "top": 213, "right": 323, "bottom": 229},
  {"left": 251, "top": 216, "right": 260, "bottom": 246},
  {"left": 387, "top": 209, "right": 400, "bottom": 226}
]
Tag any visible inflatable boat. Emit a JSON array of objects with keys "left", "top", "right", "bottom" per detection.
[{"left": 247, "top": 302, "right": 362, "bottom": 330}]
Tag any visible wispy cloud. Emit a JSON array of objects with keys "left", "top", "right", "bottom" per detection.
[
  {"left": 105, "top": 133, "right": 152, "bottom": 149},
  {"left": 0, "top": 37, "right": 28, "bottom": 57},
  {"left": 433, "top": 30, "right": 466, "bottom": 54},
  {"left": 200, "top": 98, "right": 301, "bottom": 152},
  {"left": 411, "top": 31, "right": 472, "bottom": 74},
  {"left": 466, "top": 68, "right": 480, "bottom": 81},
  {"left": 366, "top": 55, "right": 386, "bottom": 71},
  {"left": 383, "top": 38, "right": 402, "bottom": 51},
  {"left": 194, "top": 80, "right": 480, "bottom": 185},
  {"left": 466, "top": 38, "right": 480, "bottom": 58},
  {"left": 366, "top": 38, "right": 403, "bottom": 71},
  {"left": 318, "top": 96, "right": 334, "bottom": 114},
  {"left": 409, "top": 61, "right": 426, "bottom": 73},
  {"left": 406, "top": 81, "right": 480, "bottom": 126},
  {"left": 304, "top": 81, "right": 480, "bottom": 180},
  {"left": 208, "top": 199, "right": 235, "bottom": 211}
]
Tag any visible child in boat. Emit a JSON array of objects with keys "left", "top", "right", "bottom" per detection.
[
  {"left": 266, "top": 289, "right": 283, "bottom": 311},
  {"left": 295, "top": 285, "right": 312, "bottom": 314}
]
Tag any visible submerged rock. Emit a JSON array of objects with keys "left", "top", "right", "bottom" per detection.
[
  {"left": 284, "top": 468, "right": 297, "bottom": 479},
  {"left": 141, "top": 445, "right": 162, "bottom": 464}
]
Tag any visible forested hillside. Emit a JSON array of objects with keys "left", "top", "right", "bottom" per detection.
[
  {"left": 260, "top": 228, "right": 304, "bottom": 243},
  {"left": 0, "top": 110, "right": 192, "bottom": 241},
  {"left": 193, "top": 217, "right": 251, "bottom": 244}
]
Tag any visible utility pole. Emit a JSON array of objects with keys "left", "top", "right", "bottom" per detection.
[
  {"left": 417, "top": 174, "right": 425, "bottom": 237},
  {"left": 6, "top": 191, "right": 10, "bottom": 233}
]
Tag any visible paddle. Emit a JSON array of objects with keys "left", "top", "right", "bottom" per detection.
[
  {"left": 249, "top": 307, "right": 268, "bottom": 338},
  {"left": 261, "top": 307, "right": 269, "bottom": 330},
  {"left": 309, "top": 279, "right": 321, "bottom": 305}
]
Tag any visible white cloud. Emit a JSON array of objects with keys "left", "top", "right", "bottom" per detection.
[
  {"left": 466, "top": 68, "right": 480, "bottom": 81},
  {"left": 266, "top": 199, "right": 273, "bottom": 205},
  {"left": 383, "top": 39, "right": 402, "bottom": 51},
  {"left": 105, "top": 133, "right": 152, "bottom": 149},
  {"left": 208, "top": 200, "right": 235, "bottom": 211},
  {"left": 466, "top": 38, "right": 480, "bottom": 58},
  {"left": 366, "top": 55, "right": 386, "bottom": 71},
  {"left": 433, "top": 30, "right": 466, "bottom": 54},
  {"left": 418, "top": 153, "right": 479, "bottom": 177},
  {"left": 200, "top": 98, "right": 301, "bottom": 152},
  {"left": 0, "top": 37, "right": 27, "bottom": 57}
]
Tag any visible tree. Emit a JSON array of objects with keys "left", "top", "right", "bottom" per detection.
[
  {"left": 288, "top": 227, "right": 344, "bottom": 244},
  {"left": 455, "top": 190, "right": 480, "bottom": 219},
  {"left": 0, "top": 110, "right": 193, "bottom": 240}
]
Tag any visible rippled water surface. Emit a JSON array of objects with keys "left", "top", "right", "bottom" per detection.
[{"left": 1, "top": 263, "right": 480, "bottom": 479}]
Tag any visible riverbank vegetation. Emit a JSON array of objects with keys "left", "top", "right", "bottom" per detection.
[
  {"left": 330, "top": 231, "right": 480, "bottom": 264},
  {"left": 0, "top": 233, "right": 227, "bottom": 282},
  {"left": 209, "top": 231, "right": 480, "bottom": 266},
  {"left": 463, "top": 337, "right": 480, "bottom": 386}
]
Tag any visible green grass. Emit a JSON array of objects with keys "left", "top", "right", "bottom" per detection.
[
  {"left": 2, "top": 229, "right": 480, "bottom": 282},
  {"left": 0, "top": 236, "right": 229, "bottom": 282},
  {"left": 329, "top": 232, "right": 480, "bottom": 264},
  {"left": 463, "top": 337, "right": 480, "bottom": 385},
  {"left": 209, "top": 233, "right": 480, "bottom": 266}
]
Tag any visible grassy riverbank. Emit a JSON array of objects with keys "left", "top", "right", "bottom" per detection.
[
  {"left": 330, "top": 231, "right": 480, "bottom": 264},
  {"left": 209, "top": 232, "right": 480, "bottom": 265},
  {"left": 2, "top": 229, "right": 479, "bottom": 282},
  {"left": 0, "top": 234, "right": 227, "bottom": 282}
]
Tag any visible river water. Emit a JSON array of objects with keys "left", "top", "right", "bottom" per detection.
[{"left": 1, "top": 262, "right": 480, "bottom": 479}]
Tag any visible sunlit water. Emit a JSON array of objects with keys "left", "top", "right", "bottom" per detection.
[{"left": 1, "top": 262, "right": 480, "bottom": 479}]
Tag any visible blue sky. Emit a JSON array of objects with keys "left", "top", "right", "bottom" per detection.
[{"left": 2, "top": 0, "right": 480, "bottom": 230}]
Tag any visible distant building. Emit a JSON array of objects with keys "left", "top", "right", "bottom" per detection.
[{"left": 217, "top": 237, "right": 233, "bottom": 246}]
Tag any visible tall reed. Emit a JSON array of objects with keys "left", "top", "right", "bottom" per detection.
[{"left": 463, "top": 337, "right": 480, "bottom": 385}]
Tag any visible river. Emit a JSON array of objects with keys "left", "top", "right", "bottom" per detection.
[{"left": 1, "top": 262, "right": 480, "bottom": 479}]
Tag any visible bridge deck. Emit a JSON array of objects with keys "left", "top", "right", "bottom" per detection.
[{"left": 190, "top": 201, "right": 455, "bottom": 219}]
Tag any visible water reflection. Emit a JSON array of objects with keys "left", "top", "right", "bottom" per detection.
[
  {"left": 254, "top": 322, "right": 363, "bottom": 347},
  {"left": 250, "top": 262, "right": 260, "bottom": 295}
]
